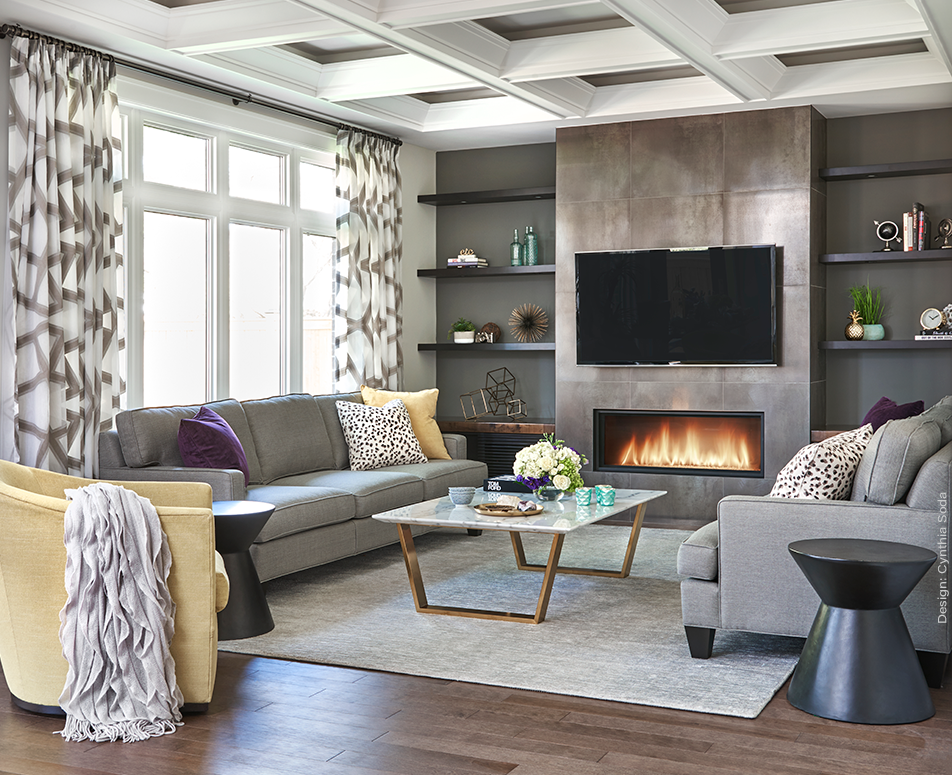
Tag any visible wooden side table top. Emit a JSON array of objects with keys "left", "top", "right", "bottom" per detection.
[{"left": 437, "top": 417, "right": 555, "bottom": 434}]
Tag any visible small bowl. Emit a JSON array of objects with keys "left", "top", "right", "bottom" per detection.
[{"left": 448, "top": 487, "right": 476, "bottom": 505}]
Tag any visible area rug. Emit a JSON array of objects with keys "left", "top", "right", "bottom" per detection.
[{"left": 219, "top": 527, "right": 803, "bottom": 718}]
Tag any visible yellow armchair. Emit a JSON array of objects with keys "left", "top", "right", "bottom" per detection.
[{"left": 0, "top": 460, "right": 229, "bottom": 714}]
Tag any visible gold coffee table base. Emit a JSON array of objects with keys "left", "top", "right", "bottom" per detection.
[{"left": 394, "top": 501, "right": 648, "bottom": 624}]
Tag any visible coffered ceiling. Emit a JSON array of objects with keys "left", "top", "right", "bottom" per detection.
[{"left": 5, "top": 0, "right": 952, "bottom": 149}]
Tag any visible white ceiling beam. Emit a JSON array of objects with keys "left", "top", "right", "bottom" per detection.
[
  {"left": 586, "top": 75, "right": 742, "bottom": 118},
  {"left": 376, "top": 0, "right": 595, "bottom": 29},
  {"left": 504, "top": 26, "right": 682, "bottom": 82},
  {"left": 167, "top": 0, "right": 352, "bottom": 55},
  {"left": 290, "top": 0, "right": 593, "bottom": 116},
  {"left": 913, "top": 0, "right": 952, "bottom": 75},
  {"left": 196, "top": 47, "right": 324, "bottom": 94},
  {"left": 601, "top": 0, "right": 784, "bottom": 100},
  {"left": 317, "top": 54, "right": 474, "bottom": 100},
  {"left": 776, "top": 51, "right": 950, "bottom": 99},
  {"left": 714, "top": 0, "right": 929, "bottom": 60}
]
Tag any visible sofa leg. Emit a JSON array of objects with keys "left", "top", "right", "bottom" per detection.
[
  {"left": 467, "top": 529, "right": 483, "bottom": 536},
  {"left": 685, "top": 626, "right": 715, "bottom": 659},
  {"left": 917, "top": 650, "right": 950, "bottom": 689}
]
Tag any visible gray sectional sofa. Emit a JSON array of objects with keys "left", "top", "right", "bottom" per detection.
[
  {"left": 678, "top": 396, "right": 952, "bottom": 687},
  {"left": 98, "top": 391, "right": 487, "bottom": 581}
]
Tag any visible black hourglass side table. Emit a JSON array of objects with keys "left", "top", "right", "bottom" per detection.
[
  {"left": 787, "top": 538, "right": 937, "bottom": 725},
  {"left": 213, "top": 500, "right": 276, "bottom": 640}
]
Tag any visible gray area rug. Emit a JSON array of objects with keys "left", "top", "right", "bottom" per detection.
[{"left": 219, "top": 527, "right": 803, "bottom": 718}]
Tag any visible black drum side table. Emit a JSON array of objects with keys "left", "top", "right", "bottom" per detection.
[
  {"left": 213, "top": 500, "right": 276, "bottom": 640},
  {"left": 787, "top": 538, "right": 937, "bottom": 724}
]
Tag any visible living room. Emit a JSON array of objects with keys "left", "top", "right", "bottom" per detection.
[{"left": 2, "top": 0, "right": 952, "bottom": 772}]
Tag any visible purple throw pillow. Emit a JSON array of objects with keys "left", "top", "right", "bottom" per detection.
[
  {"left": 861, "top": 396, "right": 925, "bottom": 431},
  {"left": 178, "top": 406, "right": 250, "bottom": 485}
]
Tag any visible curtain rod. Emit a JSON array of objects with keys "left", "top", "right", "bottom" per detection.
[{"left": 0, "top": 23, "right": 402, "bottom": 147}]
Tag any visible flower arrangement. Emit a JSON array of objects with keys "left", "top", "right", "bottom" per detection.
[{"left": 513, "top": 434, "right": 587, "bottom": 493}]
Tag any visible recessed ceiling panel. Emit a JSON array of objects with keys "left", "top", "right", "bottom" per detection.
[{"left": 478, "top": 4, "right": 631, "bottom": 41}]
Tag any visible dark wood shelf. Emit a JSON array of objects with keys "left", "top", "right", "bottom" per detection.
[
  {"left": 418, "top": 186, "right": 555, "bottom": 206},
  {"left": 418, "top": 342, "right": 555, "bottom": 351},
  {"left": 418, "top": 264, "right": 555, "bottom": 278},
  {"left": 820, "top": 159, "right": 952, "bottom": 181},
  {"left": 820, "top": 339, "right": 952, "bottom": 350},
  {"left": 438, "top": 418, "right": 555, "bottom": 434},
  {"left": 821, "top": 249, "right": 952, "bottom": 263}
]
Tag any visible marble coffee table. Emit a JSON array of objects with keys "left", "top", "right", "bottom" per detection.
[{"left": 373, "top": 488, "right": 666, "bottom": 624}]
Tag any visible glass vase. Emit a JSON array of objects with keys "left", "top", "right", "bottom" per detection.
[{"left": 535, "top": 485, "right": 564, "bottom": 502}]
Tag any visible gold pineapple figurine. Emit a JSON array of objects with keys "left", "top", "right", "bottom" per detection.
[{"left": 845, "top": 310, "right": 865, "bottom": 340}]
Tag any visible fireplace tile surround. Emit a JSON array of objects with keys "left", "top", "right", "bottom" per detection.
[{"left": 554, "top": 107, "right": 826, "bottom": 523}]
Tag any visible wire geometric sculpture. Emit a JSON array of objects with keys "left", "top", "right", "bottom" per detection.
[
  {"left": 484, "top": 367, "right": 515, "bottom": 414},
  {"left": 459, "top": 389, "right": 492, "bottom": 419},
  {"left": 506, "top": 398, "right": 528, "bottom": 419}
]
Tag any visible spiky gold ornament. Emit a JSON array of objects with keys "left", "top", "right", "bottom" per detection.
[
  {"left": 509, "top": 303, "right": 548, "bottom": 343},
  {"left": 845, "top": 310, "right": 865, "bottom": 341}
]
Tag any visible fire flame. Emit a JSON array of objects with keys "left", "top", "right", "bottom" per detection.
[{"left": 618, "top": 419, "right": 757, "bottom": 471}]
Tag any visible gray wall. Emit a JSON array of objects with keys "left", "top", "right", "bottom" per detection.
[
  {"left": 555, "top": 107, "right": 826, "bottom": 523},
  {"left": 429, "top": 144, "right": 557, "bottom": 420},
  {"left": 825, "top": 108, "right": 952, "bottom": 425}
]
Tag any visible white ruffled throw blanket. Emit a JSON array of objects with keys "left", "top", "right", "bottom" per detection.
[{"left": 58, "top": 482, "right": 184, "bottom": 742}]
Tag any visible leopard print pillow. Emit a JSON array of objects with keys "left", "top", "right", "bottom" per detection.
[
  {"left": 336, "top": 399, "right": 427, "bottom": 471},
  {"left": 769, "top": 424, "right": 874, "bottom": 500}
]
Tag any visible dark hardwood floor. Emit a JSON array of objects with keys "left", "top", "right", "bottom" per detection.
[
  {"left": 2, "top": 652, "right": 951, "bottom": 775},
  {"left": 2, "top": 519, "right": 950, "bottom": 775}
]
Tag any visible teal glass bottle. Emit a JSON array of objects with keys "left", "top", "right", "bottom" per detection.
[
  {"left": 510, "top": 229, "right": 523, "bottom": 266},
  {"left": 524, "top": 226, "right": 538, "bottom": 266}
]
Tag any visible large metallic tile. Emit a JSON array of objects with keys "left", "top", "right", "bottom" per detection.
[
  {"left": 770, "top": 284, "right": 811, "bottom": 381},
  {"left": 625, "top": 365, "right": 726, "bottom": 384},
  {"left": 723, "top": 190, "right": 811, "bottom": 286},
  {"left": 629, "top": 194, "right": 724, "bottom": 249},
  {"left": 722, "top": 476, "right": 774, "bottom": 499},
  {"left": 628, "top": 381, "right": 725, "bottom": 410},
  {"left": 724, "top": 107, "right": 813, "bottom": 192},
  {"left": 630, "top": 114, "right": 724, "bottom": 198},
  {"left": 557, "top": 200, "right": 631, "bottom": 294},
  {"left": 556, "top": 124, "right": 631, "bottom": 203},
  {"left": 629, "top": 472, "right": 724, "bottom": 522}
]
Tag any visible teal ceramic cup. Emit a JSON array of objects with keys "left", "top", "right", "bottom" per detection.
[
  {"left": 574, "top": 487, "right": 593, "bottom": 506},
  {"left": 595, "top": 484, "right": 615, "bottom": 506}
]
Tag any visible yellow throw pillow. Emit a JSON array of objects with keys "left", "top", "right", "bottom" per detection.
[{"left": 359, "top": 386, "right": 450, "bottom": 460}]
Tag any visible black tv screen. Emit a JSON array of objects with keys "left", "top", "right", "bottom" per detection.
[{"left": 575, "top": 245, "right": 777, "bottom": 366}]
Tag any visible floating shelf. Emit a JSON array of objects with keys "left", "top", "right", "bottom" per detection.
[
  {"left": 819, "top": 159, "right": 952, "bottom": 181},
  {"left": 820, "top": 249, "right": 952, "bottom": 264},
  {"left": 820, "top": 340, "right": 952, "bottom": 350},
  {"left": 418, "top": 265, "right": 555, "bottom": 278},
  {"left": 418, "top": 343, "right": 555, "bottom": 351},
  {"left": 417, "top": 186, "right": 555, "bottom": 206}
]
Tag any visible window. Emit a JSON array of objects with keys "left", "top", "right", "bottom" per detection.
[{"left": 120, "top": 89, "right": 336, "bottom": 409}]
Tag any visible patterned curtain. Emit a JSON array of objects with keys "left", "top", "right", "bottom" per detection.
[
  {"left": 3, "top": 35, "right": 124, "bottom": 476},
  {"left": 333, "top": 129, "right": 403, "bottom": 392}
]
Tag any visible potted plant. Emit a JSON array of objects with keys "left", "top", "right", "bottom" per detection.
[
  {"left": 447, "top": 317, "right": 476, "bottom": 343},
  {"left": 849, "top": 280, "right": 885, "bottom": 341}
]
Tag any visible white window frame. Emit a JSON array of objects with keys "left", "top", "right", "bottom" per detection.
[{"left": 119, "top": 73, "right": 336, "bottom": 408}]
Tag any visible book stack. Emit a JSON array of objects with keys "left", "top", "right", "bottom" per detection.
[
  {"left": 902, "top": 203, "right": 931, "bottom": 251},
  {"left": 483, "top": 475, "right": 531, "bottom": 494},
  {"left": 915, "top": 331, "right": 952, "bottom": 341},
  {"left": 446, "top": 253, "right": 488, "bottom": 268}
]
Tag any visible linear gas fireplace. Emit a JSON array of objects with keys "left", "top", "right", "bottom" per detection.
[{"left": 594, "top": 409, "right": 764, "bottom": 478}]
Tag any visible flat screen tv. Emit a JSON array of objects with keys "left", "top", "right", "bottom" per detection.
[{"left": 575, "top": 245, "right": 777, "bottom": 366}]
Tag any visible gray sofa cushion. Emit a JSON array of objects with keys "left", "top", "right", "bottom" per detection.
[
  {"left": 115, "top": 398, "right": 263, "bottom": 483},
  {"left": 382, "top": 459, "right": 488, "bottom": 499},
  {"left": 315, "top": 392, "right": 362, "bottom": 470},
  {"left": 677, "top": 521, "right": 719, "bottom": 581},
  {"left": 906, "top": 442, "right": 952, "bottom": 511},
  {"left": 920, "top": 396, "right": 952, "bottom": 447},
  {"left": 242, "top": 394, "right": 336, "bottom": 483},
  {"left": 245, "top": 485, "right": 355, "bottom": 542},
  {"left": 851, "top": 415, "right": 943, "bottom": 505},
  {"left": 274, "top": 469, "right": 424, "bottom": 518}
]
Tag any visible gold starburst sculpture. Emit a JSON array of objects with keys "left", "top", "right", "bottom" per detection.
[{"left": 509, "top": 303, "right": 548, "bottom": 343}]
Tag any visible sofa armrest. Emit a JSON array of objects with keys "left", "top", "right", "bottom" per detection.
[
  {"left": 214, "top": 551, "right": 230, "bottom": 612},
  {"left": 98, "top": 465, "right": 247, "bottom": 502},
  {"left": 441, "top": 433, "right": 468, "bottom": 460},
  {"left": 715, "top": 495, "right": 949, "bottom": 650}
]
